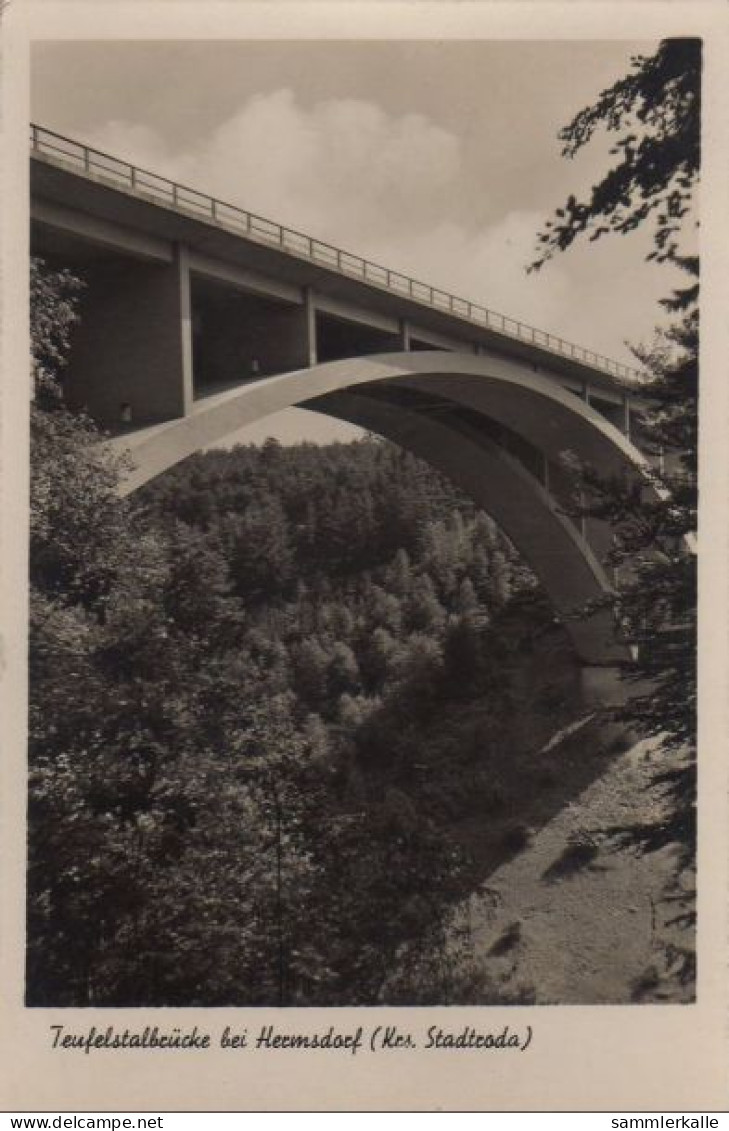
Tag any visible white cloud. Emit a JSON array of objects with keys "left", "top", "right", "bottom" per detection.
[{"left": 86, "top": 91, "right": 463, "bottom": 242}]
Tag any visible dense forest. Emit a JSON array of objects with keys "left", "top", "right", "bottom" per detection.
[{"left": 28, "top": 268, "right": 589, "bottom": 1004}]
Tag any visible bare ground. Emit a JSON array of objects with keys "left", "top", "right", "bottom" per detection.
[{"left": 460, "top": 737, "right": 695, "bottom": 1004}]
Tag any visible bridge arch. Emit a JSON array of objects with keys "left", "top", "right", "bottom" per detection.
[{"left": 112, "top": 350, "right": 650, "bottom": 665}]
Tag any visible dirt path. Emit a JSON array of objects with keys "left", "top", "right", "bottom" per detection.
[{"left": 463, "top": 738, "right": 692, "bottom": 1003}]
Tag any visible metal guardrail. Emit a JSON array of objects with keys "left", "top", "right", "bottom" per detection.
[{"left": 30, "top": 123, "right": 643, "bottom": 386}]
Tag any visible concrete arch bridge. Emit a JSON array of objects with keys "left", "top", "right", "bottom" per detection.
[{"left": 29, "top": 124, "right": 657, "bottom": 681}]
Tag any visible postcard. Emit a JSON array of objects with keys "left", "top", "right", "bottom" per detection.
[{"left": 1, "top": 0, "right": 727, "bottom": 1112}]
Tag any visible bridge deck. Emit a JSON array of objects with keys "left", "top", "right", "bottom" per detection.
[{"left": 30, "top": 123, "right": 643, "bottom": 391}]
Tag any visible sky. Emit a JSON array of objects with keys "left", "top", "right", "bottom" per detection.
[{"left": 31, "top": 39, "right": 690, "bottom": 444}]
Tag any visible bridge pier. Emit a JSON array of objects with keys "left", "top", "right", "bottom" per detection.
[{"left": 67, "top": 245, "right": 193, "bottom": 427}]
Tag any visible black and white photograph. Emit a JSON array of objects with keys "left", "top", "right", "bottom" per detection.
[{"left": 2, "top": 0, "right": 728, "bottom": 1113}]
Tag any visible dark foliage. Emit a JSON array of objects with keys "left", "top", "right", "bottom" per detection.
[{"left": 532, "top": 39, "right": 700, "bottom": 282}]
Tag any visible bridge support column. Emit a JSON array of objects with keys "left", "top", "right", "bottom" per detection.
[
  {"left": 303, "top": 287, "right": 318, "bottom": 367},
  {"left": 66, "top": 244, "right": 193, "bottom": 427}
]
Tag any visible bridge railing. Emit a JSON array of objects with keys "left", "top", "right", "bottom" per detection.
[{"left": 31, "top": 123, "right": 643, "bottom": 386}]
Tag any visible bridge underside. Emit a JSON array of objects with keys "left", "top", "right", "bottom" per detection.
[{"left": 106, "top": 351, "right": 651, "bottom": 668}]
